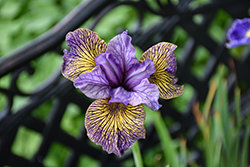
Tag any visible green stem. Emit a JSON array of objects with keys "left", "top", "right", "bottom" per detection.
[{"left": 132, "top": 141, "right": 144, "bottom": 167}]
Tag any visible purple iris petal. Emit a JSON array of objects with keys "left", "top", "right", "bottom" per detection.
[
  {"left": 226, "top": 18, "right": 250, "bottom": 48},
  {"left": 109, "top": 87, "right": 131, "bottom": 105},
  {"left": 85, "top": 98, "right": 146, "bottom": 157},
  {"left": 95, "top": 52, "right": 123, "bottom": 88},
  {"left": 61, "top": 49, "right": 80, "bottom": 81},
  {"left": 106, "top": 31, "right": 138, "bottom": 73},
  {"left": 74, "top": 66, "right": 110, "bottom": 99},
  {"left": 124, "top": 58, "right": 156, "bottom": 90},
  {"left": 129, "top": 78, "right": 162, "bottom": 111},
  {"left": 166, "top": 52, "right": 177, "bottom": 75},
  {"left": 62, "top": 29, "right": 107, "bottom": 82}
]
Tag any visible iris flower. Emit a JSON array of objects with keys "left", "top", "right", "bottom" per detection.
[
  {"left": 226, "top": 18, "right": 250, "bottom": 48},
  {"left": 61, "top": 28, "right": 184, "bottom": 157}
]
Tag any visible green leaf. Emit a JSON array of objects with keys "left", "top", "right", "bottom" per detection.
[{"left": 152, "top": 109, "right": 179, "bottom": 167}]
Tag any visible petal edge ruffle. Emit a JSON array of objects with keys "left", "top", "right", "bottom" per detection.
[{"left": 106, "top": 31, "right": 138, "bottom": 73}]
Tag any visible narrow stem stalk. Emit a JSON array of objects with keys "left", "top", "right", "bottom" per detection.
[{"left": 132, "top": 141, "right": 144, "bottom": 167}]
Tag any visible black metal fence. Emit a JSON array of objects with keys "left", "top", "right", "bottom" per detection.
[{"left": 0, "top": 0, "right": 250, "bottom": 166}]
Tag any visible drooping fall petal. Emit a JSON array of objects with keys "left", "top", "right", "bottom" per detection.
[
  {"left": 140, "top": 42, "right": 184, "bottom": 99},
  {"left": 85, "top": 98, "right": 146, "bottom": 157},
  {"left": 62, "top": 28, "right": 107, "bottom": 82}
]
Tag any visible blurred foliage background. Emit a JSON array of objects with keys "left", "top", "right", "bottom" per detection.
[{"left": 0, "top": 0, "right": 250, "bottom": 166}]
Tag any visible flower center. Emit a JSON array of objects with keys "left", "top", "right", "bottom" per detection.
[{"left": 95, "top": 52, "right": 123, "bottom": 88}]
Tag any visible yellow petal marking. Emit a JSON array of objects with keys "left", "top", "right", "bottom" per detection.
[
  {"left": 140, "top": 42, "right": 184, "bottom": 99},
  {"left": 140, "top": 42, "right": 177, "bottom": 71},
  {"left": 62, "top": 28, "right": 107, "bottom": 82},
  {"left": 150, "top": 69, "right": 184, "bottom": 99},
  {"left": 85, "top": 98, "right": 145, "bottom": 157}
]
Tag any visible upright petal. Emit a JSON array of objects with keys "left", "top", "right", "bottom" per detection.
[
  {"left": 106, "top": 30, "right": 138, "bottom": 73},
  {"left": 129, "top": 78, "right": 162, "bottom": 111},
  {"left": 95, "top": 52, "right": 123, "bottom": 88},
  {"left": 140, "top": 42, "right": 184, "bottom": 99},
  {"left": 62, "top": 28, "right": 107, "bottom": 82},
  {"left": 85, "top": 98, "right": 145, "bottom": 157},
  {"left": 123, "top": 58, "right": 156, "bottom": 90},
  {"left": 74, "top": 66, "right": 110, "bottom": 99}
]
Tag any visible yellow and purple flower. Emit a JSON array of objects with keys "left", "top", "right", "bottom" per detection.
[
  {"left": 226, "top": 18, "right": 250, "bottom": 48},
  {"left": 61, "top": 28, "right": 184, "bottom": 157}
]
